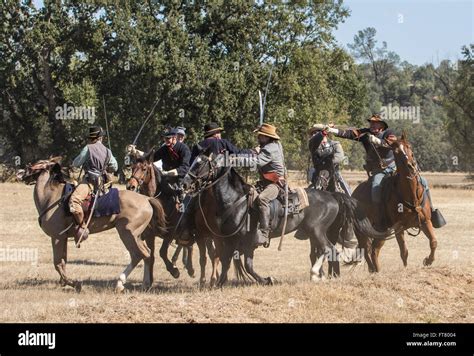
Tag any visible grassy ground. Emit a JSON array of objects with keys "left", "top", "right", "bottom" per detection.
[{"left": 0, "top": 183, "right": 472, "bottom": 323}]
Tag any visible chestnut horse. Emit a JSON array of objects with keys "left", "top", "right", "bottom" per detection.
[
  {"left": 352, "top": 133, "right": 440, "bottom": 272},
  {"left": 17, "top": 157, "right": 167, "bottom": 292}
]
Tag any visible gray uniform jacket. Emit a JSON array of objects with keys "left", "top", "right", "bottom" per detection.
[{"left": 255, "top": 141, "right": 285, "bottom": 178}]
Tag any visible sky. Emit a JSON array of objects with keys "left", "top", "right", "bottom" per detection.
[{"left": 334, "top": 0, "right": 473, "bottom": 65}]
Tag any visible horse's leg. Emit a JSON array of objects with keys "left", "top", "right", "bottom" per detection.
[
  {"left": 328, "top": 245, "right": 340, "bottom": 278},
  {"left": 51, "top": 237, "right": 81, "bottom": 292},
  {"left": 210, "top": 238, "right": 221, "bottom": 287},
  {"left": 243, "top": 248, "right": 271, "bottom": 285},
  {"left": 421, "top": 221, "right": 437, "bottom": 266},
  {"left": 184, "top": 245, "right": 195, "bottom": 278},
  {"left": 395, "top": 230, "right": 408, "bottom": 267},
  {"left": 171, "top": 245, "right": 182, "bottom": 268},
  {"left": 216, "top": 238, "right": 236, "bottom": 287},
  {"left": 371, "top": 239, "right": 385, "bottom": 272},
  {"left": 196, "top": 236, "right": 207, "bottom": 287},
  {"left": 160, "top": 237, "right": 180, "bottom": 279},
  {"left": 142, "top": 235, "right": 155, "bottom": 291},
  {"left": 355, "top": 233, "right": 376, "bottom": 273},
  {"left": 115, "top": 221, "right": 150, "bottom": 293},
  {"left": 309, "top": 228, "right": 330, "bottom": 282}
]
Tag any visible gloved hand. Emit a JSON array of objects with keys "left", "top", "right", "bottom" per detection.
[
  {"left": 253, "top": 146, "right": 261, "bottom": 154},
  {"left": 126, "top": 144, "right": 136, "bottom": 154},
  {"left": 368, "top": 134, "right": 382, "bottom": 146},
  {"left": 161, "top": 169, "right": 178, "bottom": 177}
]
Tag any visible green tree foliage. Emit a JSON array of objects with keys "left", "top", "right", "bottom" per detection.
[{"left": 348, "top": 27, "right": 472, "bottom": 172}]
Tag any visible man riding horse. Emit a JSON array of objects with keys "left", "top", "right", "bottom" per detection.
[
  {"left": 312, "top": 114, "right": 439, "bottom": 230},
  {"left": 251, "top": 123, "right": 286, "bottom": 248},
  {"left": 70, "top": 126, "right": 118, "bottom": 244},
  {"left": 127, "top": 127, "right": 191, "bottom": 203},
  {"left": 308, "top": 127, "right": 351, "bottom": 195}
]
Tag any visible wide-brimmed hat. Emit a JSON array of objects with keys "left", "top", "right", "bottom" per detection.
[
  {"left": 367, "top": 114, "right": 388, "bottom": 130},
  {"left": 253, "top": 123, "right": 280, "bottom": 140},
  {"left": 204, "top": 122, "right": 224, "bottom": 138},
  {"left": 162, "top": 128, "right": 178, "bottom": 138},
  {"left": 88, "top": 126, "right": 105, "bottom": 139}
]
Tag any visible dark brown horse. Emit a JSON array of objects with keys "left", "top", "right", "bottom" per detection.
[
  {"left": 17, "top": 157, "right": 168, "bottom": 292},
  {"left": 352, "top": 133, "right": 440, "bottom": 271},
  {"left": 126, "top": 157, "right": 218, "bottom": 286}
]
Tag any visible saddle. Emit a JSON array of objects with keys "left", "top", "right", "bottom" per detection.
[
  {"left": 62, "top": 183, "right": 121, "bottom": 220},
  {"left": 253, "top": 185, "right": 309, "bottom": 231}
]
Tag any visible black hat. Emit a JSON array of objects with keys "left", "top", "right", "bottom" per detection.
[
  {"left": 203, "top": 122, "right": 224, "bottom": 138},
  {"left": 162, "top": 128, "right": 178, "bottom": 137},
  {"left": 88, "top": 126, "right": 105, "bottom": 139}
]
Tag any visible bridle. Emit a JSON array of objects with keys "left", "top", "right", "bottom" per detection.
[
  {"left": 128, "top": 162, "right": 151, "bottom": 192},
  {"left": 186, "top": 154, "right": 232, "bottom": 196},
  {"left": 185, "top": 153, "right": 250, "bottom": 238}
]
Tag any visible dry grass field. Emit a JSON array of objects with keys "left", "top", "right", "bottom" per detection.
[{"left": 0, "top": 179, "right": 472, "bottom": 323}]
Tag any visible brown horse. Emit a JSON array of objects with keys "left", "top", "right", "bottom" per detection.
[
  {"left": 17, "top": 157, "right": 167, "bottom": 292},
  {"left": 352, "top": 133, "right": 439, "bottom": 272},
  {"left": 126, "top": 157, "right": 218, "bottom": 286}
]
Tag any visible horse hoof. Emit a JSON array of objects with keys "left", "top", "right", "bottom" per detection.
[
  {"left": 170, "top": 268, "right": 180, "bottom": 279},
  {"left": 423, "top": 257, "right": 432, "bottom": 266},
  {"left": 115, "top": 281, "right": 125, "bottom": 293},
  {"left": 266, "top": 277, "right": 275, "bottom": 285},
  {"left": 74, "top": 281, "right": 82, "bottom": 293},
  {"left": 187, "top": 269, "right": 195, "bottom": 278}
]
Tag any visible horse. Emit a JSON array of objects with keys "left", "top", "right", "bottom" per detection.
[
  {"left": 126, "top": 155, "right": 218, "bottom": 286},
  {"left": 182, "top": 150, "right": 397, "bottom": 286},
  {"left": 352, "top": 132, "right": 441, "bottom": 272},
  {"left": 17, "top": 157, "right": 168, "bottom": 293}
]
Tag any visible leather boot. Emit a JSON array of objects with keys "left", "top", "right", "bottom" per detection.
[
  {"left": 72, "top": 210, "right": 89, "bottom": 246},
  {"left": 255, "top": 208, "right": 270, "bottom": 248}
]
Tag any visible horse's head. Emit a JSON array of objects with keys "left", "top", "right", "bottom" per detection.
[
  {"left": 17, "top": 156, "right": 63, "bottom": 185},
  {"left": 182, "top": 146, "right": 226, "bottom": 194},
  {"left": 126, "top": 148, "right": 157, "bottom": 193},
  {"left": 391, "top": 131, "right": 419, "bottom": 178}
]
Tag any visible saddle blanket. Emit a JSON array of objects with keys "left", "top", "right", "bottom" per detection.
[{"left": 92, "top": 188, "right": 121, "bottom": 217}]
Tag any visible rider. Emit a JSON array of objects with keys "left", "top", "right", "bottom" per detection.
[
  {"left": 127, "top": 128, "right": 191, "bottom": 199},
  {"left": 70, "top": 126, "right": 118, "bottom": 243},
  {"left": 252, "top": 123, "right": 285, "bottom": 248},
  {"left": 308, "top": 127, "right": 351, "bottom": 195},
  {"left": 312, "top": 114, "right": 397, "bottom": 229},
  {"left": 190, "top": 122, "right": 253, "bottom": 163}
]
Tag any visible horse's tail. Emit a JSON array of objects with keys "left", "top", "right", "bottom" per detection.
[
  {"left": 333, "top": 193, "right": 396, "bottom": 240},
  {"left": 148, "top": 197, "right": 168, "bottom": 236}
]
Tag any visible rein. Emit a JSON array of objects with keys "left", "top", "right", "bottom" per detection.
[{"left": 190, "top": 156, "right": 251, "bottom": 238}]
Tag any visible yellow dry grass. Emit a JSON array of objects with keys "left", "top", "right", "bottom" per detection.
[{"left": 0, "top": 182, "right": 472, "bottom": 323}]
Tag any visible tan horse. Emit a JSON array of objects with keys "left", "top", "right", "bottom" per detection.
[
  {"left": 126, "top": 157, "right": 220, "bottom": 286},
  {"left": 17, "top": 157, "right": 167, "bottom": 292},
  {"left": 352, "top": 133, "right": 439, "bottom": 272}
]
